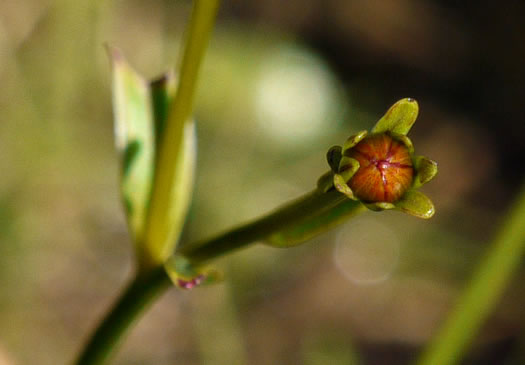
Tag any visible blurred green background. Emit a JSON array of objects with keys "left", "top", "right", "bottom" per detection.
[{"left": 1, "top": 0, "right": 524, "bottom": 364}]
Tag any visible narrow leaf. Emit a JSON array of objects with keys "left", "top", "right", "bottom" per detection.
[{"left": 108, "top": 47, "right": 154, "bottom": 251}]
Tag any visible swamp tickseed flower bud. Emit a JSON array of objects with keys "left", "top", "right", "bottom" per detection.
[
  {"left": 346, "top": 133, "right": 413, "bottom": 203},
  {"left": 319, "top": 98, "right": 437, "bottom": 218}
]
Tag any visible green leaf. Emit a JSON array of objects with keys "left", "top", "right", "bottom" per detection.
[
  {"left": 413, "top": 156, "right": 438, "bottom": 188},
  {"left": 108, "top": 47, "right": 154, "bottom": 251},
  {"left": 416, "top": 186, "right": 525, "bottom": 365},
  {"left": 372, "top": 98, "right": 419, "bottom": 136},
  {"left": 164, "top": 255, "right": 222, "bottom": 289},
  {"left": 393, "top": 189, "right": 435, "bottom": 219},
  {"left": 108, "top": 48, "right": 196, "bottom": 268}
]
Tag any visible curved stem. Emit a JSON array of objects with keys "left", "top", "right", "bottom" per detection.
[
  {"left": 75, "top": 268, "right": 172, "bottom": 365},
  {"left": 179, "top": 189, "right": 361, "bottom": 263}
]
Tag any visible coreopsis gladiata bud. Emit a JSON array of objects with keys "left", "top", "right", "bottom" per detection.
[
  {"left": 319, "top": 98, "right": 437, "bottom": 218},
  {"left": 346, "top": 133, "right": 413, "bottom": 203}
]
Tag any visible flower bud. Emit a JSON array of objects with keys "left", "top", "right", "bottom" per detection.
[
  {"left": 320, "top": 98, "right": 437, "bottom": 218},
  {"left": 345, "top": 134, "right": 414, "bottom": 203}
]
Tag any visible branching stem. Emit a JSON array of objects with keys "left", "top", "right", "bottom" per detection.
[{"left": 75, "top": 187, "right": 363, "bottom": 364}]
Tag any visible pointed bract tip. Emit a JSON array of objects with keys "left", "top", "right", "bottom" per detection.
[{"left": 106, "top": 45, "right": 126, "bottom": 67}]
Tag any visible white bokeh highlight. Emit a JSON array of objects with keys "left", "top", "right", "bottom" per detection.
[
  {"left": 254, "top": 46, "right": 338, "bottom": 144},
  {"left": 334, "top": 218, "right": 400, "bottom": 285}
]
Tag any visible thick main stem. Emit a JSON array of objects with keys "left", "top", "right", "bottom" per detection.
[
  {"left": 143, "top": 0, "right": 220, "bottom": 268},
  {"left": 75, "top": 268, "right": 172, "bottom": 365}
]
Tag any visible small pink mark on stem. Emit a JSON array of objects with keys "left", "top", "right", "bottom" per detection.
[{"left": 177, "top": 274, "right": 206, "bottom": 289}]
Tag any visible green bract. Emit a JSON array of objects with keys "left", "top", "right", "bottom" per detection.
[
  {"left": 109, "top": 47, "right": 196, "bottom": 271},
  {"left": 164, "top": 255, "right": 222, "bottom": 289},
  {"left": 318, "top": 98, "right": 437, "bottom": 219},
  {"left": 109, "top": 48, "right": 155, "bottom": 265}
]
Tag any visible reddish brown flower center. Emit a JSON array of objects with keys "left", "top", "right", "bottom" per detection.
[{"left": 346, "top": 134, "right": 414, "bottom": 203}]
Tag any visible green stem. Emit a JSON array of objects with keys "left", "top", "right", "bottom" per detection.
[
  {"left": 74, "top": 268, "right": 172, "bottom": 365},
  {"left": 143, "top": 0, "right": 220, "bottom": 267},
  {"left": 179, "top": 189, "right": 361, "bottom": 263},
  {"left": 75, "top": 188, "right": 364, "bottom": 364},
  {"left": 179, "top": 190, "right": 344, "bottom": 264},
  {"left": 76, "top": 1, "right": 221, "bottom": 363},
  {"left": 416, "top": 185, "right": 525, "bottom": 365}
]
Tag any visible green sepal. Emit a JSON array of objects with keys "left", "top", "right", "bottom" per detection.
[
  {"left": 326, "top": 146, "right": 342, "bottom": 173},
  {"left": 364, "top": 202, "right": 395, "bottom": 211},
  {"left": 372, "top": 98, "right": 419, "bottom": 136},
  {"left": 164, "top": 255, "right": 222, "bottom": 289},
  {"left": 108, "top": 47, "right": 154, "bottom": 251},
  {"left": 338, "top": 156, "right": 360, "bottom": 176},
  {"left": 413, "top": 156, "right": 438, "bottom": 188},
  {"left": 393, "top": 189, "right": 435, "bottom": 219},
  {"left": 333, "top": 174, "right": 355, "bottom": 199},
  {"left": 390, "top": 132, "right": 414, "bottom": 155},
  {"left": 342, "top": 130, "right": 368, "bottom": 154},
  {"left": 333, "top": 157, "right": 360, "bottom": 199}
]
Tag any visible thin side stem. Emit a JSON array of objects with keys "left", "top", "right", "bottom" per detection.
[
  {"left": 75, "top": 268, "right": 172, "bottom": 365},
  {"left": 180, "top": 189, "right": 360, "bottom": 263},
  {"left": 416, "top": 185, "right": 525, "bottom": 365}
]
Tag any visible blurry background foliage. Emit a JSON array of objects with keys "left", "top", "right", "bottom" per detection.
[{"left": 1, "top": 0, "right": 524, "bottom": 364}]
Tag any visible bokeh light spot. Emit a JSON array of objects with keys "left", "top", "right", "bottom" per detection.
[
  {"left": 334, "top": 218, "right": 400, "bottom": 285},
  {"left": 254, "top": 45, "right": 339, "bottom": 144}
]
